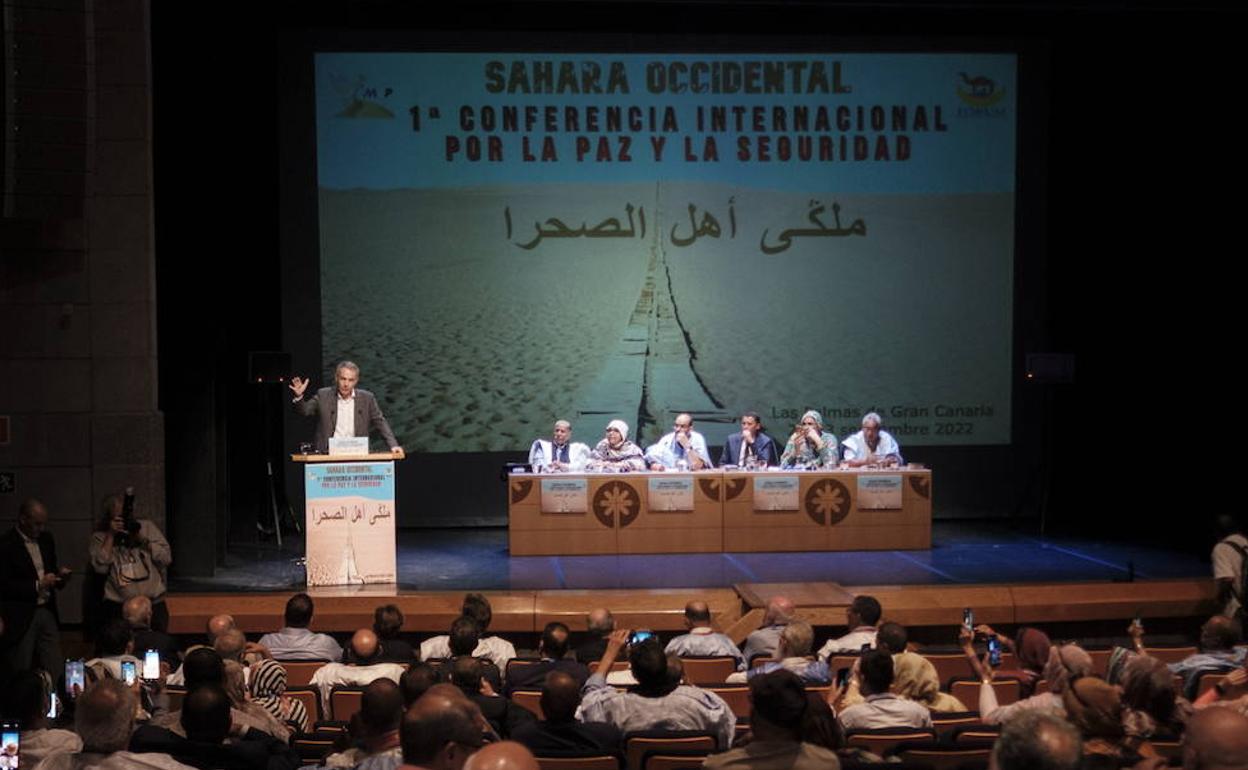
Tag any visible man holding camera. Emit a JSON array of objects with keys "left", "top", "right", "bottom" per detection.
[
  {"left": 0, "top": 498, "right": 71, "bottom": 675},
  {"left": 90, "top": 489, "right": 173, "bottom": 631}
]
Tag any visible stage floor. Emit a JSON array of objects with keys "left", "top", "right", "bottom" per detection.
[{"left": 171, "top": 520, "right": 1211, "bottom": 594}]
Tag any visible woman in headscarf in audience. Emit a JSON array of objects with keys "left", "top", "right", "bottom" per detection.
[
  {"left": 1111, "top": 652, "right": 1190, "bottom": 741},
  {"left": 222, "top": 659, "right": 293, "bottom": 742},
  {"left": 780, "top": 410, "right": 838, "bottom": 469},
  {"left": 1064, "top": 676, "right": 1157, "bottom": 769},
  {"left": 250, "top": 658, "right": 311, "bottom": 734},
  {"left": 962, "top": 626, "right": 1094, "bottom": 725},
  {"left": 892, "top": 651, "right": 969, "bottom": 712},
  {"left": 584, "top": 420, "right": 646, "bottom": 472}
]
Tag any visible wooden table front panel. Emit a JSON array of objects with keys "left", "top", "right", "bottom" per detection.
[
  {"left": 721, "top": 472, "right": 832, "bottom": 552},
  {"left": 827, "top": 470, "right": 932, "bottom": 551},
  {"left": 507, "top": 474, "right": 617, "bottom": 556},
  {"left": 616, "top": 472, "right": 723, "bottom": 554}
]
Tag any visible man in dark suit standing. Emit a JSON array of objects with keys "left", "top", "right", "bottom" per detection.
[
  {"left": 721, "top": 411, "right": 779, "bottom": 468},
  {"left": 1, "top": 498, "right": 70, "bottom": 675},
  {"left": 289, "top": 360, "right": 402, "bottom": 454}
]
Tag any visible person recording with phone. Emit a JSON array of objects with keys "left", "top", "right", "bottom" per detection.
[{"left": 89, "top": 489, "right": 173, "bottom": 631}]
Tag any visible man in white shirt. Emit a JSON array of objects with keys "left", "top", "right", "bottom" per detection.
[
  {"left": 818, "top": 595, "right": 882, "bottom": 659},
  {"left": 645, "top": 413, "right": 712, "bottom": 471},
  {"left": 528, "top": 420, "right": 590, "bottom": 472},
  {"left": 837, "top": 649, "right": 932, "bottom": 731},
  {"left": 259, "top": 593, "right": 344, "bottom": 661},
  {"left": 840, "top": 412, "right": 904, "bottom": 467},
  {"left": 420, "top": 593, "right": 516, "bottom": 670}
]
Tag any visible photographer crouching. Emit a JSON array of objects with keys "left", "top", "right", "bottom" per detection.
[{"left": 88, "top": 488, "right": 172, "bottom": 631}]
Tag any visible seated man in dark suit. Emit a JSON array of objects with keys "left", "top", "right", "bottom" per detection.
[
  {"left": 512, "top": 670, "right": 621, "bottom": 755},
  {"left": 720, "top": 412, "right": 779, "bottom": 468},
  {"left": 574, "top": 608, "right": 614, "bottom": 665},
  {"left": 450, "top": 657, "right": 536, "bottom": 739},
  {"left": 505, "top": 622, "right": 589, "bottom": 697}
]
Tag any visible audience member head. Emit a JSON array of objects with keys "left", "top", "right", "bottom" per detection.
[
  {"left": 1062, "top": 676, "right": 1124, "bottom": 743},
  {"left": 462, "top": 593, "right": 493, "bottom": 634},
  {"left": 450, "top": 656, "right": 484, "bottom": 694},
  {"left": 122, "top": 596, "right": 153, "bottom": 629},
  {"left": 1183, "top": 707, "right": 1248, "bottom": 770},
  {"left": 1041, "top": 643, "right": 1093, "bottom": 696},
  {"left": 762, "top": 595, "right": 796, "bottom": 626},
  {"left": 1120, "top": 654, "right": 1178, "bottom": 728},
  {"left": 181, "top": 685, "right": 232, "bottom": 744},
  {"left": 749, "top": 670, "right": 807, "bottom": 742},
  {"left": 629, "top": 637, "right": 672, "bottom": 696},
  {"left": 181, "top": 647, "right": 226, "bottom": 690},
  {"left": 3, "top": 670, "right": 49, "bottom": 728},
  {"left": 359, "top": 678, "right": 404, "bottom": 738},
  {"left": 1214, "top": 513, "right": 1245, "bottom": 540},
  {"left": 683, "top": 600, "right": 712, "bottom": 629},
  {"left": 449, "top": 615, "right": 481, "bottom": 657},
  {"left": 847, "top": 595, "right": 882, "bottom": 628},
  {"left": 402, "top": 690, "right": 483, "bottom": 769},
  {"left": 586, "top": 608, "right": 614, "bottom": 638},
  {"left": 96, "top": 618, "right": 134, "bottom": 658},
  {"left": 991, "top": 710, "right": 1082, "bottom": 770},
  {"left": 213, "top": 627, "right": 247, "bottom": 662},
  {"left": 284, "top": 592, "right": 315, "bottom": 629},
  {"left": 221, "top": 660, "right": 248, "bottom": 708},
  {"left": 539, "top": 670, "right": 582, "bottom": 724},
  {"left": 250, "top": 658, "right": 289, "bottom": 699},
  {"left": 462, "top": 741, "right": 538, "bottom": 770},
  {"left": 1014, "top": 627, "right": 1052, "bottom": 674},
  {"left": 349, "top": 628, "right": 381, "bottom": 664},
  {"left": 876, "top": 621, "right": 908, "bottom": 654},
  {"left": 75, "top": 679, "right": 139, "bottom": 754},
  {"left": 1199, "top": 615, "right": 1240, "bottom": 652},
  {"left": 778, "top": 621, "right": 814, "bottom": 658},
  {"left": 858, "top": 648, "right": 894, "bottom": 696},
  {"left": 891, "top": 651, "right": 944, "bottom": 707},
  {"left": 206, "top": 614, "right": 236, "bottom": 642},
  {"left": 374, "top": 604, "right": 405, "bottom": 640},
  {"left": 539, "top": 622, "right": 571, "bottom": 660},
  {"left": 17, "top": 498, "right": 49, "bottom": 540},
  {"left": 400, "top": 662, "right": 442, "bottom": 707}
]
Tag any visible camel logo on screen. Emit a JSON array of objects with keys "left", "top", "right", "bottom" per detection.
[
  {"left": 805, "top": 478, "right": 851, "bottom": 525},
  {"left": 328, "top": 72, "right": 396, "bottom": 119},
  {"left": 956, "top": 72, "right": 1006, "bottom": 107},
  {"left": 594, "top": 481, "right": 640, "bottom": 528}
]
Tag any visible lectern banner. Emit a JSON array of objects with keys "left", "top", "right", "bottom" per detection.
[{"left": 305, "top": 461, "right": 397, "bottom": 586}]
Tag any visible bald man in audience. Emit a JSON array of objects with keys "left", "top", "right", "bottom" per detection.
[
  {"left": 311, "top": 629, "right": 407, "bottom": 712},
  {"left": 574, "top": 608, "right": 615, "bottom": 664},
  {"left": 400, "top": 689, "right": 485, "bottom": 770},
  {"left": 664, "top": 601, "right": 745, "bottom": 671},
  {"left": 741, "top": 595, "right": 796, "bottom": 665},
  {"left": 462, "top": 742, "right": 538, "bottom": 770},
  {"left": 125, "top": 595, "right": 182, "bottom": 667},
  {"left": 991, "top": 711, "right": 1082, "bottom": 770},
  {"left": 1183, "top": 708, "right": 1248, "bottom": 770}
]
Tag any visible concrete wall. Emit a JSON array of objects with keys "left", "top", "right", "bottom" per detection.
[{"left": 1, "top": 0, "right": 160, "bottom": 621}]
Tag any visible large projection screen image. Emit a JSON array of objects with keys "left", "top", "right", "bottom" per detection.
[{"left": 314, "top": 53, "right": 1016, "bottom": 453}]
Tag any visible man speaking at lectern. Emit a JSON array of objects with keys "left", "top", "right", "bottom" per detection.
[{"left": 290, "top": 360, "right": 402, "bottom": 454}]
